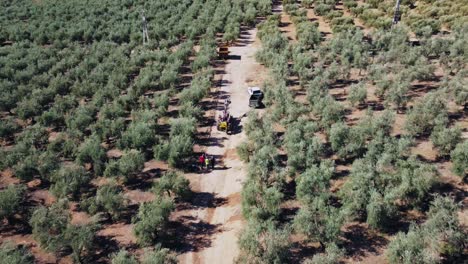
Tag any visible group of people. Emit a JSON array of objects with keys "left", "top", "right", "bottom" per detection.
[{"left": 198, "top": 153, "right": 215, "bottom": 171}]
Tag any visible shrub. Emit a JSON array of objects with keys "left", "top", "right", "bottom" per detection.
[
  {"left": 405, "top": 92, "right": 448, "bottom": 136},
  {"left": 237, "top": 220, "right": 290, "bottom": 264},
  {"left": 81, "top": 182, "right": 125, "bottom": 220},
  {"left": 385, "top": 79, "right": 410, "bottom": 112},
  {"left": 442, "top": 70, "right": 467, "bottom": 107},
  {"left": 366, "top": 189, "right": 396, "bottom": 230},
  {"left": 76, "top": 134, "right": 107, "bottom": 175},
  {"left": 341, "top": 154, "right": 438, "bottom": 229},
  {"left": 315, "top": 4, "right": 334, "bottom": 16},
  {"left": 284, "top": 119, "right": 322, "bottom": 174},
  {"left": 302, "top": 0, "right": 314, "bottom": 8},
  {"left": 154, "top": 118, "right": 196, "bottom": 167},
  {"left": 296, "top": 161, "right": 335, "bottom": 202},
  {"left": 153, "top": 92, "right": 170, "bottom": 117},
  {"left": 430, "top": 126, "right": 462, "bottom": 157},
  {"left": 237, "top": 141, "right": 254, "bottom": 162},
  {"left": 451, "top": 141, "right": 467, "bottom": 179},
  {"left": 111, "top": 250, "right": 138, "bottom": 264},
  {"left": 50, "top": 164, "right": 90, "bottom": 199},
  {"left": 30, "top": 200, "right": 70, "bottom": 253},
  {"left": 387, "top": 225, "right": 431, "bottom": 264},
  {"left": 169, "top": 117, "right": 196, "bottom": 138},
  {"left": 154, "top": 134, "right": 193, "bottom": 168},
  {"left": 329, "top": 122, "right": 366, "bottom": 159},
  {"left": 296, "top": 22, "right": 321, "bottom": 49},
  {"left": 133, "top": 198, "right": 175, "bottom": 246},
  {"left": 141, "top": 245, "right": 178, "bottom": 264},
  {"left": 12, "top": 155, "right": 39, "bottom": 182},
  {"left": 104, "top": 150, "right": 145, "bottom": 182},
  {"left": 293, "top": 195, "right": 344, "bottom": 247},
  {"left": 118, "top": 121, "right": 156, "bottom": 150},
  {"left": 0, "top": 117, "right": 20, "bottom": 140},
  {"left": 348, "top": 82, "right": 367, "bottom": 107},
  {"left": 306, "top": 243, "right": 344, "bottom": 264},
  {"left": 343, "top": 0, "right": 357, "bottom": 9},
  {"left": 0, "top": 243, "right": 34, "bottom": 264},
  {"left": 179, "top": 102, "right": 203, "bottom": 120},
  {"left": 257, "top": 0, "right": 273, "bottom": 16},
  {"left": 312, "top": 96, "right": 345, "bottom": 130},
  {"left": 242, "top": 180, "right": 283, "bottom": 221},
  {"left": 152, "top": 171, "right": 192, "bottom": 201},
  {"left": 387, "top": 196, "right": 466, "bottom": 263},
  {"left": 65, "top": 106, "right": 96, "bottom": 135},
  {"left": 64, "top": 222, "right": 100, "bottom": 263},
  {"left": 47, "top": 134, "right": 78, "bottom": 159},
  {"left": 0, "top": 184, "right": 25, "bottom": 221}
]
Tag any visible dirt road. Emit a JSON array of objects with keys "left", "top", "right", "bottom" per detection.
[{"left": 178, "top": 28, "right": 264, "bottom": 264}]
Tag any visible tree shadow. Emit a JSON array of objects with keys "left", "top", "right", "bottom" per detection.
[
  {"left": 227, "top": 116, "right": 243, "bottom": 135},
  {"left": 166, "top": 218, "right": 221, "bottom": 253},
  {"left": 289, "top": 241, "right": 320, "bottom": 264},
  {"left": 197, "top": 136, "right": 227, "bottom": 147},
  {"left": 341, "top": 224, "right": 388, "bottom": 260},
  {"left": 86, "top": 234, "right": 121, "bottom": 263},
  {"left": 228, "top": 54, "right": 242, "bottom": 60}
]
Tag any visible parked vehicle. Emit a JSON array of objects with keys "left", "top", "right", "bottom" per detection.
[{"left": 248, "top": 87, "right": 263, "bottom": 108}]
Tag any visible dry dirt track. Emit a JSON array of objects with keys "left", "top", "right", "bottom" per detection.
[{"left": 178, "top": 28, "right": 265, "bottom": 264}]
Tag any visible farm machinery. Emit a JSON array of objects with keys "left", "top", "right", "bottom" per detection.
[
  {"left": 217, "top": 43, "right": 230, "bottom": 59},
  {"left": 217, "top": 99, "right": 233, "bottom": 133}
]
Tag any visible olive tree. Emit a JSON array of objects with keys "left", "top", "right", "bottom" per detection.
[
  {"left": 142, "top": 245, "right": 178, "bottom": 264},
  {"left": 430, "top": 125, "right": 462, "bottom": 157},
  {"left": 305, "top": 243, "right": 344, "bottom": 264},
  {"left": 133, "top": 198, "right": 175, "bottom": 246},
  {"left": 154, "top": 118, "right": 196, "bottom": 167},
  {"left": 329, "top": 122, "right": 366, "bottom": 159},
  {"left": 111, "top": 250, "right": 138, "bottom": 264},
  {"left": 241, "top": 179, "right": 283, "bottom": 221},
  {"left": 387, "top": 196, "right": 466, "bottom": 263},
  {"left": 296, "top": 161, "right": 335, "bottom": 202},
  {"left": 450, "top": 141, "right": 467, "bottom": 179},
  {"left": 0, "top": 184, "right": 25, "bottom": 222},
  {"left": 30, "top": 200, "right": 70, "bottom": 253},
  {"left": 405, "top": 92, "right": 448, "bottom": 136},
  {"left": 348, "top": 82, "right": 367, "bottom": 107},
  {"left": 81, "top": 182, "right": 125, "bottom": 220},
  {"left": 237, "top": 219, "right": 291, "bottom": 264},
  {"left": 76, "top": 134, "right": 107, "bottom": 175},
  {"left": 0, "top": 243, "right": 34, "bottom": 264},
  {"left": 50, "top": 164, "right": 90, "bottom": 200},
  {"left": 0, "top": 117, "right": 20, "bottom": 140},
  {"left": 64, "top": 221, "right": 100, "bottom": 263},
  {"left": 104, "top": 150, "right": 145, "bottom": 183},
  {"left": 293, "top": 195, "right": 344, "bottom": 248},
  {"left": 118, "top": 121, "right": 156, "bottom": 150},
  {"left": 152, "top": 171, "right": 192, "bottom": 201},
  {"left": 284, "top": 119, "right": 322, "bottom": 174}
]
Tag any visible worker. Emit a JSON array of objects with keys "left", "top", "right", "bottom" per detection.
[
  {"left": 199, "top": 154, "right": 205, "bottom": 171},
  {"left": 205, "top": 156, "right": 210, "bottom": 170},
  {"left": 210, "top": 156, "right": 215, "bottom": 170}
]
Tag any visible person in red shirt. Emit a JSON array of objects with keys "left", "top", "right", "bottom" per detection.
[{"left": 199, "top": 154, "right": 205, "bottom": 171}]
